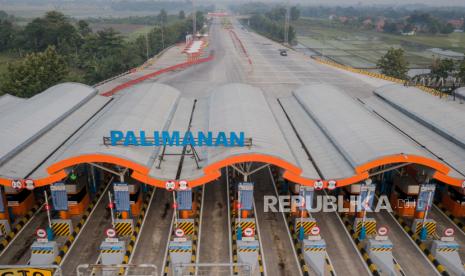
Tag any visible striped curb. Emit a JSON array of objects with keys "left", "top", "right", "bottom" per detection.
[
  {"left": 53, "top": 182, "right": 109, "bottom": 265},
  {"left": 0, "top": 202, "right": 42, "bottom": 253},
  {"left": 340, "top": 214, "right": 381, "bottom": 276},
  {"left": 394, "top": 214, "right": 449, "bottom": 275}
]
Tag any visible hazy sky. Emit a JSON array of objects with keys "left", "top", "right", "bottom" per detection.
[{"left": 219, "top": 0, "right": 465, "bottom": 7}]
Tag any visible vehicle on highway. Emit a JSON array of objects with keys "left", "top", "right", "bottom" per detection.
[{"left": 279, "top": 49, "right": 288, "bottom": 56}]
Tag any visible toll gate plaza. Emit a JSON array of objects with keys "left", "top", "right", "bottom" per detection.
[{"left": 1, "top": 17, "right": 465, "bottom": 276}]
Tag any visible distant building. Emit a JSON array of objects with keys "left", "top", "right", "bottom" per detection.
[
  {"left": 376, "top": 18, "right": 385, "bottom": 32},
  {"left": 447, "top": 19, "right": 464, "bottom": 29}
]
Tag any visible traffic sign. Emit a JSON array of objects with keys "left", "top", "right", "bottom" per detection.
[
  {"left": 108, "top": 202, "right": 114, "bottom": 209},
  {"left": 243, "top": 227, "right": 255, "bottom": 237},
  {"left": 166, "top": 181, "right": 176, "bottom": 191},
  {"left": 310, "top": 226, "right": 320, "bottom": 236},
  {"left": 444, "top": 228, "right": 455, "bottom": 237},
  {"left": 11, "top": 180, "right": 22, "bottom": 190},
  {"left": 105, "top": 228, "right": 116, "bottom": 238},
  {"left": 174, "top": 228, "right": 185, "bottom": 237},
  {"left": 24, "top": 179, "right": 35, "bottom": 190},
  {"left": 36, "top": 228, "right": 47, "bottom": 239},
  {"left": 314, "top": 181, "right": 323, "bottom": 190},
  {"left": 44, "top": 204, "right": 50, "bottom": 211},
  {"left": 377, "top": 226, "right": 388, "bottom": 236},
  {"left": 178, "top": 180, "right": 188, "bottom": 191},
  {"left": 327, "top": 180, "right": 337, "bottom": 190}
]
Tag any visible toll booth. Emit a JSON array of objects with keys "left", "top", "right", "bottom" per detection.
[
  {"left": 129, "top": 183, "right": 142, "bottom": 216},
  {"left": 177, "top": 188, "right": 194, "bottom": 219},
  {"left": 442, "top": 186, "right": 465, "bottom": 218},
  {"left": 168, "top": 240, "right": 193, "bottom": 270},
  {"left": 302, "top": 238, "right": 326, "bottom": 276},
  {"left": 236, "top": 240, "right": 259, "bottom": 274},
  {"left": 389, "top": 174, "right": 419, "bottom": 217},
  {"left": 366, "top": 238, "right": 396, "bottom": 275},
  {"left": 51, "top": 183, "right": 73, "bottom": 236},
  {"left": 431, "top": 240, "right": 465, "bottom": 275},
  {"left": 0, "top": 187, "right": 10, "bottom": 237},
  {"left": 100, "top": 240, "right": 126, "bottom": 265},
  {"left": 342, "top": 184, "right": 361, "bottom": 215},
  {"left": 238, "top": 182, "right": 254, "bottom": 218},
  {"left": 30, "top": 241, "right": 58, "bottom": 265},
  {"left": 4, "top": 186, "right": 35, "bottom": 216},
  {"left": 65, "top": 177, "right": 90, "bottom": 216}
]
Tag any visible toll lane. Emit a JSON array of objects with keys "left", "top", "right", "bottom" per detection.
[
  {"left": 197, "top": 177, "right": 230, "bottom": 267},
  {"left": 311, "top": 203, "right": 369, "bottom": 275},
  {"left": 60, "top": 191, "right": 111, "bottom": 272},
  {"left": 0, "top": 210, "right": 47, "bottom": 265},
  {"left": 252, "top": 169, "right": 302, "bottom": 276},
  {"left": 130, "top": 189, "right": 174, "bottom": 270},
  {"left": 372, "top": 210, "right": 438, "bottom": 275}
]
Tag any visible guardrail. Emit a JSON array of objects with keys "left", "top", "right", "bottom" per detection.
[
  {"left": 93, "top": 45, "right": 177, "bottom": 90},
  {"left": 312, "top": 56, "right": 447, "bottom": 98},
  {"left": 101, "top": 51, "right": 215, "bottom": 97}
]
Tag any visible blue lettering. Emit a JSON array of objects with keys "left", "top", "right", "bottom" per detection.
[
  {"left": 230, "top": 131, "right": 245, "bottom": 146},
  {"left": 110, "top": 130, "right": 124, "bottom": 146},
  {"left": 154, "top": 131, "right": 160, "bottom": 146},
  {"left": 183, "top": 132, "right": 196, "bottom": 146},
  {"left": 162, "top": 131, "right": 180, "bottom": 146},
  {"left": 215, "top": 132, "right": 228, "bottom": 147},
  {"left": 140, "top": 131, "right": 153, "bottom": 146},
  {"left": 123, "top": 131, "right": 139, "bottom": 146},
  {"left": 198, "top": 131, "right": 213, "bottom": 146}
]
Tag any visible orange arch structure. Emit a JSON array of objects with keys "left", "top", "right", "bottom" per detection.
[{"left": 0, "top": 152, "right": 463, "bottom": 189}]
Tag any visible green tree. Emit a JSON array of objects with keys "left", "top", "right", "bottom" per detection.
[
  {"left": 77, "top": 20, "right": 92, "bottom": 37},
  {"left": 178, "top": 10, "right": 186, "bottom": 20},
  {"left": 458, "top": 59, "right": 465, "bottom": 84},
  {"left": 0, "top": 19, "right": 15, "bottom": 51},
  {"left": 377, "top": 48, "right": 409, "bottom": 79},
  {"left": 290, "top": 6, "right": 300, "bottom": 21},
  {"left": 158, "top": 9, "right": 168, "bottom": 25},
  {"left": 19, "top": 11, "right": 80, "bottom": 53},
  {"left": 0, "top": 46, "right": 69, "bottom": 97},
  {"left": 430, "top": 58, "right": 455, "bottom": 78}
]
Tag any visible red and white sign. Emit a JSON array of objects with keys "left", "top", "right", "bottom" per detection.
[
  {"left": 327, "top": 180, "right": 337, "bottom": 190},
  {"left": 36, "top": 228, "right": 47, "bottom": 239},
  {"left": 175, "top": 228, "right": 185, "bottom": 237},
  {"left": 377, "top": 226, "right": 388, "bottom": 236},
  {"left": 44, "top": 204, "right": 50, "bottom": 211},
  {"left": 106, "top": 228, "right": 116, "bottom": 238},
  {"left": 11, "top": 180, "right": 23, "bottom": 190},
  {"left": 444, "top": 228, "right": 455, "bottom": 237},
  {"left": 310, "top": 226, "right": 320, "bottom": 236},
  {"left": 178, "top": 180, "right": 188, "bottom": 191},
  {"left": 314, "top": 181, "right": 324, "bottom": 190},
  {"left": 24, "top": 179, "right": 35, "bottom": 190},
  {"left": 166, "top": 181, "right": 176, "bottom": 191},
  {"left": 243, "top": 227, "right": 255, "bottom": 237}
]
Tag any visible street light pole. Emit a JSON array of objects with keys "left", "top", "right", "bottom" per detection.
[
  {"left": 284, "top": 0, "right": 290, "bottom": 45},
  {"left": 192, "top": 0, "right": 197, "bottom": 38}
]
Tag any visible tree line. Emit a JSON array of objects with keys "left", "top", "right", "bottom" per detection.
[
  {"left": 0, "top": 10, "right": 205, "bottom": 98},
  {"left": 243, "top": 6, "right": 299, "bottom": 44},
  {"left": 377, "top": 48, "right": 465, "bottom": 82}
]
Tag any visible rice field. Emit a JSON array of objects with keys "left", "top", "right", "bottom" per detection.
[{"left": 295, "top": 18, "right": 465, "bottom": 69}]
